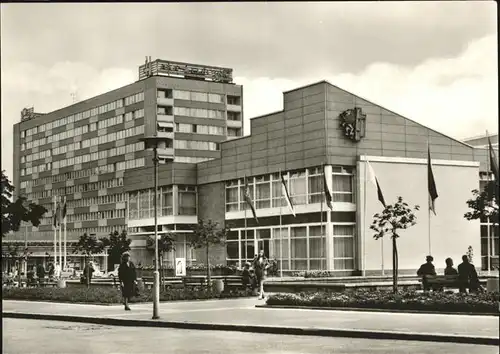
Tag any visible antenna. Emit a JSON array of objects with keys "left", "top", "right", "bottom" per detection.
[{"left": 71, "top": 91, "right": 78, "bottom": 104}]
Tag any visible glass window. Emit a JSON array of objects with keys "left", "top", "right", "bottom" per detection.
[
  {"left": 332, "top": 174, "right": 353, "bottom": 202},
  {"left": 290, "top": 171, "right": 307, "bottom": 205},
  {"left": 178, "top": 186, "right": 196, "bottom": 215},
  {"left": 173, "top": 90, "right": 190, "bottom": 100},
  {"left": 208, "top": 93, "right": 223, "bottom": 104}
]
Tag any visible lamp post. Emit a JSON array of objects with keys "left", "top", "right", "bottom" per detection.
[{"left": 140, "top": 136, "right": 170, "bottom": 320}]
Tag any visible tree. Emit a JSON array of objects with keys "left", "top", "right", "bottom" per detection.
[
  {"left": 1, "top": 242, "right": 32, "bottom": 285},
  {"left": 146, "top": 232, "right": 175, "bottom": 287},
  {"left": 101, "top": 230, "right": 131, "bottom": 271},
  {"left": 370, "top": 196, "right": 420, "bottom": 293},
  {"left": 72, "top": 233, "right": 106, "bottom": 287},
  {"left": 464, "top": 180, "right": 498, "bottom": 224},
  {"left": 2, "top": 170, "right": 47, "bottom": 237},
  {"left": 189, "top": 219, "right": 229, "bottom": 287}
]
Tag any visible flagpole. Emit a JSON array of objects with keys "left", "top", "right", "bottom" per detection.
[
  {"left": 64, "top": 196, "right": 67, "bottom": 272},
  {"left": 320, "top": 165, "right": 324, "bottom": 271},
  {"left": 362, "top": 156, "right": 367, "bottom": 277},
  {"left": 279, "top": 169, "right": 283, "bottom": 278},
  {"left": 428, "top": 141, "right": 432, "bottom": 256},
  {"left": 53, "top": 195, "right": 57, "bottom": 269},
  {"left": 244, "top": 176, "right": 248, "bottom": 266},
  {"left": 59, "top": 195, "right": 62, "bottom": 272},
  {"left": 486, "top": 130, "right": 491, "bottom": 276}
]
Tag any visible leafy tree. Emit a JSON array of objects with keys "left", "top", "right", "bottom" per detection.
[
  {"left": 2, "top": 170, "right": 47, "bottom": 237},
  {"left": 189, "top": 219, "right": 229, "bottom": 287},
  {"left": 101, "top": 230, "right": 131, "bottom": 271},
  {"left": 72, "top": 233, "right": 106, "bottom": 287},
  {"left": 1, "top": 242, "right": 32, "bottom": 285},
  {"left": 370, "top": 196, "right": 420, "bottom": 293},
  {"left": 464, "top": 180, "right": 498, "bottom": 224},
  {"left": 146, "top": 232, "right": 175, "bottom": 287}
]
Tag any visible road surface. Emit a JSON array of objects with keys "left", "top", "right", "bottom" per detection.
[{"left": 3, "top": 318, "right": 497, "bottom": 354}]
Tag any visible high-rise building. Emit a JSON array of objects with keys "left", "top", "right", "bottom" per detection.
[{"left": 8, "top": 59, "right": 242, "bottom": 271}]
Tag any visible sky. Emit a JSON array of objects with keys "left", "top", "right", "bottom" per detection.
[{"left": 1, "top": 2, "right": 498, "bottom": 182}]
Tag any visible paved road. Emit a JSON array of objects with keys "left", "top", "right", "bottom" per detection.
[
  {"left": 3, "top": 299, "right": 498, "bottom": 338},
  {"left": 3, "top": 318, "right": 497, "bottom": 354}
]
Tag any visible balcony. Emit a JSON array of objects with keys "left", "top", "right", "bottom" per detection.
[
  {"left": 157, "top": 131, "right": 174, "bottom": 140},
  {"left": 227, "top": 104, "right": 241, "bottom": 112},
  {"left": 157, "top": 114, "right": 174, "bottom": 123},
  {"left": 157, "top": 97, "right": 174, "bottom": 106},
  {"left": 157, "top": 147, "right": 174, "bottom": 160},
  {"left": 227, "top": 119, "right": 242, "bottom": 129}
]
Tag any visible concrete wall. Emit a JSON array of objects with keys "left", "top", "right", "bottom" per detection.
[
  {"left": 123, "top": 162, "right": 197, "bottom": 192},
  {"left": 357, "top": 156, "right": 481, "bottom": 274}
]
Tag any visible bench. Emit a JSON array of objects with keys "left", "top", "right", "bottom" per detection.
[
  {"left": 141, "top": 276, "right": 184, "bottom": 290},
  {"left": 223, "top": 276, "right": 250, "bottom": 292},
  {"left": 421, "top": 275, "right": 460, "bottom": 291}
]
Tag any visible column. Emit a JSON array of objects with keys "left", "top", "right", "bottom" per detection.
[{"left": 324, "top": 164, "right": 334, "bottom": 271}]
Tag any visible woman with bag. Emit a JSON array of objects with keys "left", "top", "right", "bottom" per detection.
[
  {"left": 253, "top": 249, "right": 270, "bottom": 300},
  {"left": 118, "top": 252, "right": 138, "bottom": 311}
]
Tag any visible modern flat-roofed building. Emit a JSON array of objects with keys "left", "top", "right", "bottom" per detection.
[
  {"left": 462, "top": 133, "right": 499, "bottom": 270},
  {"left": 4, "top": 64, "right": 495, "bottom": 276}
]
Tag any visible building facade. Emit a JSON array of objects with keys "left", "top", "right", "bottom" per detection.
[
  {"left": 462, "top": 133, "right": 499, "bottom": 271},
  {"left": 4, "top": 61, "right": 495, "bottom": 275}
]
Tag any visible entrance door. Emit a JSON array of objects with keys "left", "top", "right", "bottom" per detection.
[{"left": 257, "top": 239, "right": 270, "bottom": 258}]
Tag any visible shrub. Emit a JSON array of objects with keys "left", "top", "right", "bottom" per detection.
[
  {"left": 266, "top": 290, "right": 500, "bottom": 314},
  {"left": 2, "top": 285, "right": 253, "bottom": 304}
]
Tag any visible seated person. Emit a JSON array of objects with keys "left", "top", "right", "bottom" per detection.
[
  {"left": 444, "top": 258, "right": 458, "bottom": 276},
  {"left": 417, "top": 255, "right": 437, "bottom": 291},
  {"left": 458, "top": 255, "right": 483, "bottom": 293}
]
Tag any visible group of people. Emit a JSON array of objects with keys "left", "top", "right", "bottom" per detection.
[
  {"left": 241, "top": 249, "right": 270, "bottom": 300},
  {"left": 417, "top": 255, "right": 482, "bottom": 292}
]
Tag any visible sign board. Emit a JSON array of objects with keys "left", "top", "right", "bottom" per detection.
[
  {"left": 175, "top": 258, "right": 186, "bottom": 277},
  {"left": 138, "top": 59, "right": 233, "bottom": 83}
]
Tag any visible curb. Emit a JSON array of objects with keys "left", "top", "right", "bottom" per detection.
[
  {"left": 256, "top": 304, "right": 500, "bottom": 317},
  {"left": 3, "top": 312, "right": 498, "bottom": 346}
]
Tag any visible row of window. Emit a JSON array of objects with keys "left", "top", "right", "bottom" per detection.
[
  {"left": 23, "top": 149, "right": 51, "bottom": 163},
  {"left": 64, "top": 178, "right": 124, "bottom": 194},
  {"left": 125, "top": 109, "right": 144, "bottom": 122},
  {"left": 67, "top": 209, "right": 126, "bottom": 222},
  {"left": 173, "top": 107, "right": 225, "bottom": 119},
  {"left": 225, "top": 166, "right": 354, "bottom": 212},
  {"left": 173, "top": 90, "right": 225, "bottom": 104},
  {"left": 175, "top": 123, "right": 225, "bottom": 135},
  {"left": 128, "top": 186, "right": 197, "bottom": 219},
  {"left": 21, "top": 92, "right": 144, "bottom": 138},
  {"left": 174, "top": 156, "right": 213, "bottom": 164},
  {"left": 9, "top": 226, "right": 124, "bottom": 240},
  {"left": 174, "top": 140, "right": 219, "bottom": 151},
  {"left": 21, "top": 112, "right": 144, "bottom": 152},
  {"left": 226, "top": 224, "right": 355, "bottom": 271},
  {"left": 115, "top": 157, "right": 146, "bottom": 171}
]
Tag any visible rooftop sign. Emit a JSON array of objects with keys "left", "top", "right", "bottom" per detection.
[{"left": 139, "top": 57, "right": 233, "bottom": 83}]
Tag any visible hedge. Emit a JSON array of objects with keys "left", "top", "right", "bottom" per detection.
[
  {"left": 2, "top": 286, "right": 253, "bottom": 304},
  {"left": 266, "top": 290, "right": 500, "bottom": 314}
]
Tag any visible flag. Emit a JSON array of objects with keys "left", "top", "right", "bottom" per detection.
[
  {"left": 428, "top": 146, "right": 438, "bottom": 215},
  {"left": 281, "top": 174, "right": 296, "bottom": 217},
  {"left": 62, "top": 199, "right": 67, "bottom": 221},
  {"left": 366, "top": 160, "right": 386, "bottom": 207},
  {"left": 323, "top": 165, "right": 333, "bottom": 210},
  {"left": 53, "top": 201, "right": 60, "bottom": 228},
  {"left": 488, "top": 136, "right": 499, "bottom": 182},
  {"left": 243, "top": 176, "right": 259, "bottom": 223}
]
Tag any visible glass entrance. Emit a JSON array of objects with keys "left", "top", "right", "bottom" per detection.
[{"left": 257, "top": 229, "right": 271, "bottom": 258}]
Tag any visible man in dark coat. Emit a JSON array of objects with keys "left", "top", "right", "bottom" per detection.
[
  {"left": 417, "top": 255, "right": 437, "bottom": 291},
  {"left": 458, "top": 255, "right": 480, "bottom": 293},
  {"left": 118, "top": 252, "right": 137, "bottom": 311},
  {"left": 36, "top": 264, "right": 46, "bottom": 286}
]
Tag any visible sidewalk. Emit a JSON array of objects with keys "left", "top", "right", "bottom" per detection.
[{"left": 3, "top": 298, "right": 498, "bottom": 346}]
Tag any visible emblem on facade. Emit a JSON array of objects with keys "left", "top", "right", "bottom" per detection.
[{"left": 339, "top": 107, "right": 366, "bottom": 142}]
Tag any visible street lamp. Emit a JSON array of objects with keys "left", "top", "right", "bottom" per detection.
[{"left": 139, "top": 136, "right": 172, "bottom": 320}]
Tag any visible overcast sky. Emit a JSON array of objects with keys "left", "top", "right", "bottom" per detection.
[{"left": 1, "top": 2, "right": 497, "bottom": 181}]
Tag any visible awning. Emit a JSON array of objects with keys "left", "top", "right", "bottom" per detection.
[{"left": 157, "top": 121, "right": 173, "bottom": 128}]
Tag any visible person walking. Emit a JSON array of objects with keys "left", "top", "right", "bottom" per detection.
[
  {"left": 253, "top": 249, "right": 269, "bottom": 300},
  {"left": 118, "top": 252, "right": 137, "bottom": 311}
]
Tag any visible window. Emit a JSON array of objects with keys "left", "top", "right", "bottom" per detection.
[
  {"left": 157, "top": 89, "right": 173, "bottom": 99},
  {"left": 173, "top": 90, "right": 190, "bottom": 100},
  {"left": 209, "top": 93, "right": 224, "bottom": 104},
  {"left": 125, "top": 112, "right": 134, "bottom": 122},
  {"left": 333, "top": 225, "right": 355, "bottom": 270},
  {"left": 225, "top": 180, "right": 239, "bottom": 212},
  {"left": 289, "top": 170, "right": 307, "bottom": 205},
  {"left": 227, "top": 112, "right": 240, "bottom": 121},
  {"left": 308, "top": 167, "right": 323, "bottom": 203},
  {"left": 255, "top": 175, "right": 270, "bottom": 209},
  {"left": 290, "top": 227, "right": 307, "bottom": 270},
  {"left": 227, "top": 128, "right": 241, "bottom": 137},
  {"left": 178, "top": 185, "right": 196, "bottom": 215},
  {"left": 161, "top": 186, "right": 173, "bottom": 216},
  {"left": 332, "top": 173, "right": 353, "bottom": 202},
  {"left": 227, "top": 95, "right": 240, "bottom": 105},
  {"left": 176, "top": 123, "right": 192, "bottom": 133},
  {"left": 196, "top": 125, "right": 224, "bottom": 135}
]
